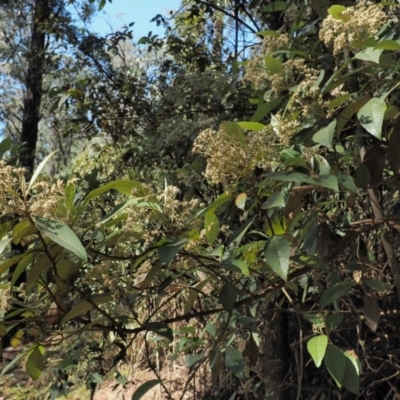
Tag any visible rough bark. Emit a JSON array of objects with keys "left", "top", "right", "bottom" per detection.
[{"left": 20, "top": 0, "right": 52, "bottom": 173}]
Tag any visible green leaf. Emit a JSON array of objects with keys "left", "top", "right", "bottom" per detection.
[
  {"left": 98, "top": 0, "right": 106, "bottom": 10},
  {"left": 61, "top": 293, "right": 112, "bottom": 325},
  {"left": 261, "top": 192, "right": 285, "bottom": 209},
  {"left": 0, "top": 237, "right": 12, "bottom": 254},
  {"left": 219, "top": 282, "right": 237, "bottom": 313},
  {"left": 131, "top": 379, "right": 161, "bottom": 400},
  {"left": 35, "top": 217, "right": 87, "bottom": 262},
  {"left": 325, "top": 344, "right": 346, "bottom": 386},
  {"left": 220, "top": 121, "right": 245, "bottom": 142},
  {"left": 307, "top": 335, "right": 328, "bottom": 367},
  {"left": 374, "top": 40, "right": 400, "bottom": 50},
  {"left": 263, "top": 56, "right": 283, "bottom": 73},
  {"left": 325, "top": 313, "right": 344, "bottom": 334},
  {"left": 357, "top": 97, "right": 386, "bottom": 140},
  {"left": 158, "top": 238, "right": 187, "bottom": 266},
  {"left": 337, "top": 175, "right": 358, "bottom": 193},
  {"left": 327, "top": 5, "right": 347, "bottom": 20},
  {"left": 365, "top": 279, "right": 389, "bottom": 292},
  {"left": 312, "top": 120, "right": 336, "bottom": 149},
  {"left": 342, "top": 355, "right": 360, "bottom": 394},
  {"left": 184, "top": 279, "right": 211, "bottom": 314},
  {"left": 26, "top": 345, "right": 45, "bottom": 381},
  {"left": 194, "top": 192, "right": 231, "bottom": 220},
  {"left": 264, "top": 235, "right": 290, "bottom": 281},
  {"left": 225, "top": 347, "right": 246, "bottom": 379},
  {"left": 237, "top": 121, "right": 265, "bottom": 131},
  {"left": 250, "top": 97, "right": 283, "bottom": 122},
  {"left": 315, "top": 175, "right": 339, "bottom": 191},
  {"left": 28, "top": 151, "right": 57, "bottom": 192},
  {"left": 319, "top": 282, "right": 353, "bottom": 310},
  {"left": 220, "top": 259, "right": 250, "bottom": 277},
  {"left": 263, "top": 1, "right": 287, "bottom": 12},
  {"left": 185, "top": 352, "right": 204, "bottom": 370},
  {"left": 205, "top": 211, "right": 220, "bottom": 244},
  {"left": 335, "top": 95, "right": 371, "bottom": 140},
  {"left": 354, "top": 47, "right": 383, "bottom": 64}
]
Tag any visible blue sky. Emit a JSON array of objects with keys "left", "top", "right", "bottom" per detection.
[{"left": 91, "top": 0, "right": 182, "bottom": 40}]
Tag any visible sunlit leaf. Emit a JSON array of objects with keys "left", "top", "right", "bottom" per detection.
[
  {"left": 264, "top": 235, "right": 290, "bottom": 281},
  {"left": 35, "top": 217, "right": 87, "bottom": 262},
  {"left": 26, "top": 345, "right": 45, "bottom": 381},
  {"left": 307, "top": 335, "right": 328, "bottom": 367},
  {"left": 357, "top": 97, "right": 386, "bottom": 140}
]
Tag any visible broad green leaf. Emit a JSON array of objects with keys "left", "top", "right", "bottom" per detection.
[
  {"left": 307, "top": 335, "right": 328, "bottom": 367},
  {"left": 0, "top": 137, "right": 12, "bottom": 156},
  {"left": 225, "top": 346, "right": 246, "bottom": 379},
  {"left": 335, "top": 95, "right": 371, "bottom": 140},
  {"left": 357, "top": 97, "right": 386, "bottom": 140},
  {"left": 354, "top": 47, "right": 383, "bottom": 64},
  {"left": 61, "top": 293, "right": 112, "bottom": 325},
  {"left": 327, "top": 5, "right": 348, "bottom": 20},
  {"left": 205, "top": 211, "right": 220, "bottom": 244},
  {"left": 98, "top": 0, "right": 106, "bottom": 10},
  {"left": 0, "top": 237, "right": 12, "bottom": 254},
  {"left": 26, "top": 345, "right": 45, "bottom": 381},
  {"left": 365, "top": 279, "right": 390, "bottom": 292},
  {"left": 263, "top": 212, "right": 286, "bottom": 236},
  {"left": 337, "top": 175, "right": 358, "bottom": 193},
  {"left": 219, "top": 259, "right": 250, "bottom": 277},
  {"left": 237, "top": 121, "right": 265, "bottom": 131},
  {"left": 158, "top": 238, "right": 187, "bottom": 266},
  {"left": 263, "top": 56, "right": 283, "bottom": 73},
  {"left": 312, "top": 120, "right": 336, "bottom": 149},
  {"left": 28, "top": 151, "right": 57, "bottom": 192},
  {"left": 319, "top": 282, "right": 353, "bottom": 310},
  {"left": 342, "top": 355, "right": 360, "bottom": 394},
  {"left": 264, "top": 1, "right": 287, "bottom": 12},
  {"left": 220, "top": 121, "right": 245, "bottom": 142},
  {"left": 35, "top": 217, "right": 87, "bottom": 262},
  {"left": 325, "top": 344, "right": 346, "bottom": 386},
  {"left": 261, "top": 192, "right": 285, "bottom": 209},
  {"left": 250, "top": 97, "right": 283, "bottom": 122},
  {"left": 374, "top": 40, "right": 400, "bottom": 50},
  {"left": 131, "top": 379, "right": 161, "bottom": 400},
  {"left": 328, "top": 93, "right": 352, "bottom": 110},
  {"left": 185, "top": 352, "right": 204, "bottom": 370},
  {"left": 219, "top": 282, "right": 237, "bottom": 313},
  {"left": 264, "top": 235, "right": 290, "bottom": 281},
  {"left": 325, "top": 313, "right": 344, "bottom": 333},
  {"left": 315, "top": 175, "right": 339, "bottom": 191},
  {"left": 353, "top": 164, "right": 371, "bottom": 187}
]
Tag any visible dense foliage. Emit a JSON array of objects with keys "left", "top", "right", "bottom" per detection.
[{"left": 1, "top": 1, "right": 400, "bottom": 399}]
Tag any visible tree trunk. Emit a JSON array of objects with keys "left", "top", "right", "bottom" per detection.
[{"left": 20, "top": 0, "right": 51, "bottom": 173}]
